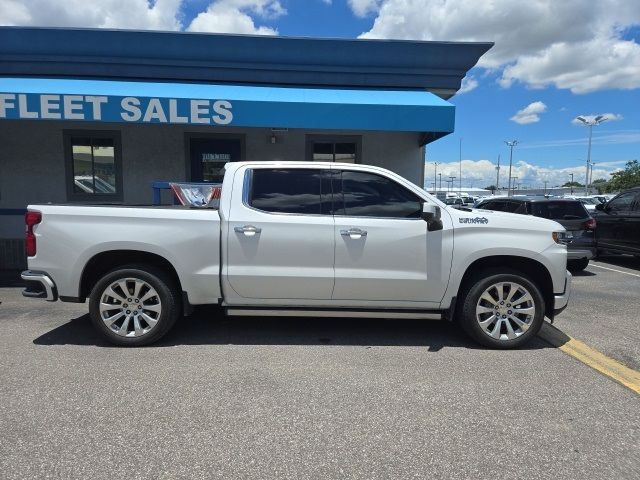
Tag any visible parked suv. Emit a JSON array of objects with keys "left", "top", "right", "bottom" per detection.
[
  {"left": 592, "top": 187, "right": 640, "bottom": 257},
  {"left": 475, "top": 197, "right": 596, "bottom": 272}
]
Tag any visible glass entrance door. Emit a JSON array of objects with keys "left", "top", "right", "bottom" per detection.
[{"left": 189, "top": 137, "right": 242, "bottom": 182}]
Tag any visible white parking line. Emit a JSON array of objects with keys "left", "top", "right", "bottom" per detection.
[{"left": 590, "top": 263, "right": 640, "bottom": 278}]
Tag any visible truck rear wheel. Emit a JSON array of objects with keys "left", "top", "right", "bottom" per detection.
[
  {"left": 458, "top": 270, "right": 545, "bottom": 349},
  {"left": 88, "top": 265, "right": 180, "bottom": 346}
]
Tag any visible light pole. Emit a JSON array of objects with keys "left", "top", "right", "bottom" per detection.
[
  {"left": 511, "top": 176, "right": 518, "bottom": 194},
  {"left": 575, "top": 115, "right": 609, "bottom": 194},
  {"left": 449, "top": 176, "right": 456, "bottom": 194},
  {"left": 459, "top": 137, "right": 463, "bottom": 195},
  {"left": 433, "top": 162, "right": 440, "bottom": 194},
  {"left": 543, "top": 180, "right": 548, "bottom": 195},
  {"left": 495, "top": 154, "right": 501, "bottom": 192},
  {"left": 504, "top": 140, "right": 518, "bottom": 197},
  {"left": 438, "top": 173, "right": 442, "bottom": 191},
  {"left": 569, "top": 173, "right": 574, "bottom": 194}
]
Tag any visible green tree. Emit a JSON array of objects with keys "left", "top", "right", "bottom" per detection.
[
  {"left": 591, "top": 178, "right": 609, "bottom": 194},
  {"left": 605, "top": 160, "right": 640, "bottom": 193},
  {"left": 562, "top": 181, "right": 584, "bottom": 187}
]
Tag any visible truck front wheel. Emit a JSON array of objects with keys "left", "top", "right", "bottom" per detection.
[
  {"left": 88, "top": 265, "right": 180, "bottom": 346},
  {"left": 458, "top": 270, "right": 545, "bottom": 349}
]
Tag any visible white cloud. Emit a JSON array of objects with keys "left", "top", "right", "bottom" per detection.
[
  {"left": 571, "top": 113, "right": 624, "bottom": 125},
  {"left": 427, "top": 158, "right": 619, "bottom": 189},
  {"left": 457, "top": 76, "right": 478, "bottom": 94},
  {"left": 510, "top": 101, "right": 547, "bottom": 125},
  {"left": 0, "top": 0, "right": 184, "bottom": 30},
  {"left": 0, "top": 0, "right": 286, "bottom": 35},
  {"left": 348, "top": 0, "right": 382, "bottom": 17},
  {"left": 352, "top": 0, "right": 640, "bottom": 94},
  {"left": 188, "top": 1, "right": 285, "bottom": 35}
]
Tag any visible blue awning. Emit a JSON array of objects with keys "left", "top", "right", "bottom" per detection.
[{"left": 0, "top": 78, "right": 454, "bottom": 139}]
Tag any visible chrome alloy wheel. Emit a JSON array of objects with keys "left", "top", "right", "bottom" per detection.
[
  {"left": 475, "top": 281, "right": 536, "bottom": 341},
  {"left": 98, "top": 278, "right": 162, "bottom": 337}
]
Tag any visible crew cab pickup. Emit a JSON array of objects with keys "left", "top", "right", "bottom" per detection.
[{"left": 22, "top": 161, "right": 572, "bottom": 348}]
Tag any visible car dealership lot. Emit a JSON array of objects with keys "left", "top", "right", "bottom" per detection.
[{"left": 1, "top": 260, "right": 639, "bottom": 480}]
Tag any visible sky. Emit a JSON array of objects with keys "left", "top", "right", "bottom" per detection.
[{"left": 1, "top": 0, "right": 639, "bottom": 188}]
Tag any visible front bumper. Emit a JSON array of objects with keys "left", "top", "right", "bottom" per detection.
[
  {"left": 21, "top": 270, "right": 58, "bottom": 301},
  {"left": 553, "top": 270, "right": 572, "bottom": 316}
]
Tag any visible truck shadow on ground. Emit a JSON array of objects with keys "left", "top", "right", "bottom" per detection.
[{"left": 33, "top": 305, "right": 556, "bottom": 350}]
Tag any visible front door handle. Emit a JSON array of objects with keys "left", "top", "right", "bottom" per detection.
[
  {"left": 340, "top": 228, "right": 367, "bottom": 239},
  {"left": 234, "top": 225, "right": 262, "bottom": 237}
]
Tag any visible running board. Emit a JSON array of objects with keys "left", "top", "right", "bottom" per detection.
[{"left": 225, "top": 307, "right": 442, "bottom": 320}]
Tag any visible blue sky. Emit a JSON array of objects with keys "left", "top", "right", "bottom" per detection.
[{"left": 1, "top": 0, "right": 639, "bottom": 187}]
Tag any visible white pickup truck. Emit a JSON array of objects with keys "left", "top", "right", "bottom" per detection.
[{"left": 22, "top": 161, "right": 571, "bottom": 348}]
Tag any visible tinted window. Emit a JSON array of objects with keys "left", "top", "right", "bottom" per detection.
[
  {"left": 531, "top": 201, "right": 588, "bottom": 220},
  {"left": 333, "top": 171, "right": 422, "bottom": 218},
  {"left": 479, "top": 200, "right": 505, "bottom": 211},
  {"left": 607, "top": 192, "right": 636, "bottom": 212},
  {"left": 503, "top": 201, "right": 526, "bottom": 213},
  {"left": 249, "top": 169, "right": 329, "bottom": 215}
]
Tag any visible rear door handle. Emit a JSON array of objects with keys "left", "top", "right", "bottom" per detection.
[
  {"left": 234, "top": 225, "right": 262, "bottom": 236},
  {"left": 340, "top": 228, "right": 367, "bottom": 239}
]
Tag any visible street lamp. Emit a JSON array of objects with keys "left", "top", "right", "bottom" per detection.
[
  {"left": 575, "top": 115, "right": 609, "bottom": 194},
  {"left": 569, "top": 173, "right": 574, "bottom": 194},
  {"left": 504, "top": 140, "right": 518, "bottom": 197},
  {"left": 433, "top": 162, "right": 440, "bottom": 194},
  {"left": 449, "top": 176, "right": 456, "bottom": 194},
  {"left": 495, "top": 154, "right": 501, "bottom": 192},
  {"left": 438, "top": 173, "right": 442, "bottom": 191}
]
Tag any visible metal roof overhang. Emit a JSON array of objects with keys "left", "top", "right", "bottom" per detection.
[
  {"left": 0, "top": 78, "right": 455, "bottom": 144},
  {"left": 0, "top": 27, "right": 493, "bottom": 99}
]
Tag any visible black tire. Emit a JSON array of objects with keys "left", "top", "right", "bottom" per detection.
[
  {"left": 89, "top": 264, "right": 181, "bottom": 346},
  {"left": 457, "top": 269, "right": 545, "bottom": 349},
  {"left": 567, "top": 258, "right": 589, "bottom": 272}
]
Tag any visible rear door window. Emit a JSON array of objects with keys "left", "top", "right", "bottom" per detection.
[
  {"left": 479, "top": 200, "right": 507, "bottom": 211},
  {"left": 531, "top": 201, "right": 588, "bottom": 220},
  {"left": 249, "top": 168, "right": 331, "bottom": 215}
]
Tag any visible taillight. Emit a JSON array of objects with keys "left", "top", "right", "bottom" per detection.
[
  {"left": 584, "top": 217, "right": 596, "bottom": 230},
  {"left": 25, "top": 211, "right": 42, "bottom": 257}
]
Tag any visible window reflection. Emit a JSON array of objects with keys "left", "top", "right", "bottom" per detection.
[
  {"left": 312, "top": 141, "right": 356, "bottom": 163},
  {"left": 335, "top": 171, "right": 422, "bottom": 218},
  {"left": 72, "top": 137, "right": 117, "bottom": 194},
  {"left": 250, "top": 169, "right": 326, "bottom": 215}
]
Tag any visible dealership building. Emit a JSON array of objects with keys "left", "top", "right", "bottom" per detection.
[{"left": 0, "top": 27, "right": 490, "bottom": 269}]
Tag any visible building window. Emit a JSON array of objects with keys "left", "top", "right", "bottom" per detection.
[
  {"left": 306, "top": 135, "right": 360, "bottom": 163},
  {"left": 64, "top": 131, "right": 122, "bottom": 201}
]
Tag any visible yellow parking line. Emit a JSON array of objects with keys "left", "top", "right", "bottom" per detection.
[{"left": 538, "top": 323, "right": 640, "bottom": 395}]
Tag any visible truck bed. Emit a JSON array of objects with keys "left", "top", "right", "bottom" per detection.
[{"left": 27, "top": 204, "right": 222, "bottom": 305}]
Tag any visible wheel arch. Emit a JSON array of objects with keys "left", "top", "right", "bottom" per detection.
[
  {"left": 79, "top": 250, "right": 183, "bottom": 305},
  {"left": 458, "top": 255, "right": 554, "bottom": 320}
]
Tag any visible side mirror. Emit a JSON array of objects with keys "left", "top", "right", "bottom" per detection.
[
  {"left": 595, "top": 203, "right": 605, "bottom": 212},
  {"left": 421, "top": 203, "right": 443, "bottom": 231}
]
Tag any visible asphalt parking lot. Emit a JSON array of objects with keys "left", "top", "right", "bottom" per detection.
[{"left": 1, "top": 257, "right": 639, "bottom": 480}]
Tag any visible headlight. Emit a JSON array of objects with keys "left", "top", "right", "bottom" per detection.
[{"left": 552, "top": 231, "right": 573, "bottom": 245}]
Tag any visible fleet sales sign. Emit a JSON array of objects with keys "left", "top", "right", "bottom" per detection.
[{"left": 0, "top": 94, "right": 233, "bottom": 125}]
